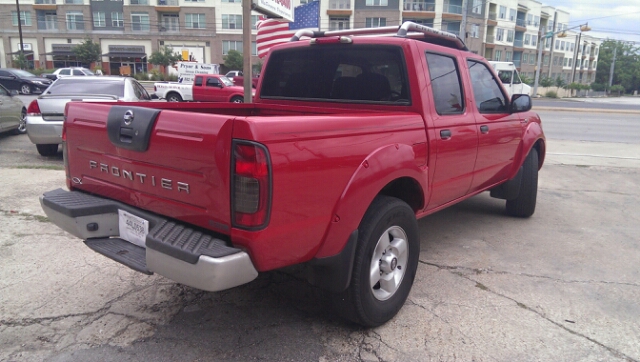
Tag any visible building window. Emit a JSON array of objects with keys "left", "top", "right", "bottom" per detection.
[
  {"left": 563, "top": 58, "right": 568, "bottom": 66},
  {"left": 499, "top": 5, "right": 506, "bottom": 19},
  {"left": 560, "top": 41, "right": 565, "bottom": 51},
  {"left": 222, "top": 41, "right": 257, "bottom": 56},
  {"left": 527, "top": 14, "right": 533, "bottom": 25},
  {"left": 131, "top": 12, "right": 150, "bottom": 31},
  {"left": 403, "top": 18, "right": 433, "bottom": 27},
  {"left": 186, "top": 13, "right": 205, "bottom": 29},
  {"left": 329, "top": 17, "right": 350, "bottom": 31},
  {"left": 130, "top": 0, "right": 149, "bottom": 4},
  {"left": 222, "top": 0, "right": 241, "bottom": 3},
  {"left": 494, "top": 50, "right": 502, "bottom": 61},
  {"left": 534, "top": 16, "right": 540, "bottom": 27},
  {"left": 403, "top": 0, "right": 435, "bottom": 11},
  {"left": 330, "top": 0, "right": 352, "bottom": 10},
  {"left": 112, "top": 12, "right": 124, "bottom": 27},
  {"left": 66, "top": 11, "right": 84, "bottom": 30},
  {"left": 496, "top": 28, "right": 504, "bottom": 41},
  {"left": 12, "top": 11, "right": 32, "bottom": 26},
  {"left": 543, "top": 55, "right": 549, "bottom": 66},
  {"left": 222, "top": 14, "right": 242, "bottom": 29},
  {"left": 529, "top": 54, "right": 535, "bottom": 65},
  {"left": 506, "top": 51, "right": 512, "bottom": 61},
  {"left": 509, "top": 9, "right": 516, "bottom": 21},
  {"left": 507, "top": 30, "right": 514, "bottom": 43},
  {"left": 251, "top": 15, "right": 259, "bottom": 30},
  {"left": 366, "top": 0, "right": 388, "bottom": 6},
  {"left": 532, "top": 35, "right": 537, "bottom": 47},
  {"left": 523, "top": 53, "right": 528, "bottom": 64},
  {"left": 555, "top": 40, "right": 559, "bottom": 50},
  {"left": 568, "top": 59, "right": 572, "bottom": 67},
  {"left": 365, "top": 18, "right": 386, "bottom": 27},
  {"left": 93, "top": 12, "right": 105, "bottom": 27},
  {"left": 552, "top": 56, "right": 558, "bottom": 65},
  {"left": 470, "top": 24, "right": 479, "bottom": 38},
  {"left": 161, "top": 13, "right": 179, "bottom": 31},
  {"left": 185, "top": 0, "right": 205, "bottom": 2},
  {"left": 471, "top": 0, "right": 482, "bottom": 14},
  {"left": 65, "top": 0, "right": 83, "bottom": 3}
]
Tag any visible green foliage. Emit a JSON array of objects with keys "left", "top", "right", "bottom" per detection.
[
  {"left": 595, "top": 40, "right": 640, "bottom": 95},
  {"left": 73, "top": 38, "right": 102, "bottom": 65},
  {"left": 590, "top": 82, "right": 606, "bottom": 91},
  {"left": 580, "top": 83, "right": 591, "bottom": 91},
  {"left": 224, "top": 50, "right": 244, "bottom": 72},
  {"left": 610, "top": 84, "right": 625, "bottom": 96},
  {"left": 539, "top": 77, "right": 554, "bottom": 88},
  {"left": 554, "top": 77, "right": 566, "bottom": 89},
  {"left": 12, "top": 53, "right": 28, "bottom": 69},
  {"left": 148, "top": 47, "right": 183, "bottom": 74},
  {"left": 520, "top": 74, "right": 533, "bottom": 86},
  {"left": 31, "top": 68, "right": 56, "bottom": 76},
  {"left": 544, "top": 90, "right": 558, "bottom": 98},
  {"left": 252, "top": 59, "right": 264, "bottom": 76}
]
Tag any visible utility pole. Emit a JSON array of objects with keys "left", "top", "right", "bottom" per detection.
[
  {"left": 460, "top": 0, "right": 468, "bottom": 40},
  {"left": 608, "top": 46, "right": 617, "bottom": 92},
  {"left": 242, "top": 0, "right": 252, "bottom": 103},
  {"left": 532, "top": 31, "right": 545, "bottom": 97},
  {"left": 547, "top": 11, "right": 558, "bottom": 78},
  {"left": 570, "top": 32, "right": 582, "bottom": 83},
  {"left": 16, "top": 0, "right": 25, "bottom": 68}
]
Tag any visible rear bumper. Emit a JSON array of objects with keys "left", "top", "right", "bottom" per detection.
[
  {"left": 26, "top": 116, "right": 63, "bottom": 145},
  {"left": 40, "top": 188, "right": 258, "bottom": 292}
]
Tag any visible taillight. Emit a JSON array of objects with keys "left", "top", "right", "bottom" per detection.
[
  {"left": 232, "top": 141, "right": 271, "bottom": 229},
  {"left": 27, "top": 100, "right": 41, "bottom": 116}
]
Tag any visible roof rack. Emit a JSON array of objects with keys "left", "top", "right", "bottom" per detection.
[{"left": 290, "top": 21, "right": 468, "bottom": 51}]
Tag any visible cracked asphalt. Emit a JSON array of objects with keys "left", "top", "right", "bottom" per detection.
[{"left": 1, "top": 119, "right": 639, "bottom": 361}]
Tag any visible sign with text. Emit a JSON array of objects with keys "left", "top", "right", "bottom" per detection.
[
  {"left": 252, "top": 0, "right": 293, "bottom": 22},
  {"left": 176, "top": 62, "right": 220, "bottom": 83}
]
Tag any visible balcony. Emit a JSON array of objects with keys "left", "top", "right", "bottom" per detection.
[
  {"left": 329, "top": 0, "right": 351, "bottom": 10},
  {"left": 34, "top": 0, "right": 57, "bottom": 10},
  {"left": 513, "top": 39, "right": 523, "bottom": 48},
  {"left": 37, "top": 20, "right": 58, "bottom": 30},
  {"left": 64, "top": 0, "right": 83, "bottom": 4},
  {"left": 515, "top": 18, "right": 526, "bottom": 30},
  {"left": 512, "top": 59, "right": 521, "bottom": 68},
  {"left": 486, "top": 34, "right": 495, "bottom": 43},
  {"left": 131, "top": 0, "right": 149, "bottom": 4},
  {"left": 443, "top": 2, "right": 463, "bottom": 14},
  {"left": 157, "top": 0, "right": 179, "bottom": 5}
]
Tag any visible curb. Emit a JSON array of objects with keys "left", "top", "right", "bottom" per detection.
[{"left": 533, "top": 106, "right": 640, "bottom": 114}]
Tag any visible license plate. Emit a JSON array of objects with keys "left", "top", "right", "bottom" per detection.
[{"left": 118, "top": 210, "right": 149, "bottom": 248}]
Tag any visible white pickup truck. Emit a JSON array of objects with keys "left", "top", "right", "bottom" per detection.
[{"left": 154, "top": 82, "right": 193, "bottom": 102}]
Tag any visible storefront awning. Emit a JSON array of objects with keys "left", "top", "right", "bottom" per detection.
[
  {"left": 43, "top": 51, "right": 75, "bottom": 56},
  {"left": 7, "top": 50, "right": 34, "bottom": 55},
  {"left": 102, "top": 53, "right": 147, "bottom": 58}
]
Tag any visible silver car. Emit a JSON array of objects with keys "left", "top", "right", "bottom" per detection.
[
  {"left": 26, "top": 76, "right": 152, "bottom": 156},
  {"left": 0, "top": 84, "right": 27, "bottom": 135}
]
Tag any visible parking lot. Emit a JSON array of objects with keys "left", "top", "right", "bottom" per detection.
[{"left": 1, "top": 106, "right": 640, "bottom": 361}]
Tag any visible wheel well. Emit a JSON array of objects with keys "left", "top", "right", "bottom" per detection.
[
  {"left": 532, "top": 139, "right": 545, "bottom": 169},
  {"left": 166, "top": 91, "right": 181, "bottom": 98},
  {"left": 379, "top": 177, "right": 424, "bottom": 212}
]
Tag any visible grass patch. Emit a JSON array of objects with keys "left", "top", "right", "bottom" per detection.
[{"left": 12, "top": 165, "right": 64, "bottom": 171}]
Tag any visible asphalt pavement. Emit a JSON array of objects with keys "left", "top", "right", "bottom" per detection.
[{"left": 1, "top": 99, "right": 639, "bottom": 362}]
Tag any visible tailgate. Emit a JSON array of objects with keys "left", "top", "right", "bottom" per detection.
[{"left": 64, "top": 102, "right": 234, "bottom": 233}]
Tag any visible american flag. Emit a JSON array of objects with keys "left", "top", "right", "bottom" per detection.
[{"left": 256, "top": 1, "right": 320, "bottom": 58}]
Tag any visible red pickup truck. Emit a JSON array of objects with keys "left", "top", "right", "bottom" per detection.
[
  {"left": 41, "top": 23, "right": 545, "bottom": 327},
  {"left": 154, "top": 74, "right": 246, "bottom": 102}
]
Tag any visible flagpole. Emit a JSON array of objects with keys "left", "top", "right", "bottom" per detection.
[{"left": 242, "top": 0, "right": 253, "bottom": 103}]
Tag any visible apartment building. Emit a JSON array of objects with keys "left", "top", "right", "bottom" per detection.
[{"left": 0, "top": 0, "right": 600, "bottom": 83}]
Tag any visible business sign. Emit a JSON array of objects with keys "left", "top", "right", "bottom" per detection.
[
  {"left": 252, "top": 0, "right": 293, "bottom": 22},
  {"left": 176, "top": 62, "right": 220, "bottom": 84}
]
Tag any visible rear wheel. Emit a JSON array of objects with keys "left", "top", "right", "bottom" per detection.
[
  {"left": 166, "top": 93, "right": 183, "bottom": 102},
  {"left": 230, "top": 96, "right": 244, "bottom": 103},
  {"left": 36, "top": 144, "right": 59, "bottom": 157},
  {"left": 13, "top": 108, "right": 27, "bottom": 135},
  {"left": 20, "top": 84, "right": 31, "bottom": 95},
  {"left": 332, "top": 195, "right": 419, "bottom": 327},
  {"left": 506, "top": 149, "right": 538, "bottom": 217}
]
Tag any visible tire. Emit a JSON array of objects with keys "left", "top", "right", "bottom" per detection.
[
  {"left": 332, "top": 195, "right": 420, "bottom": 327},
  {"left": 20, "top": 84, "right": 31, "bottom": 95},
  {"left": 13, "top": 108, "right": 27, "bottom": 135},
  {"left": 506, "top": 149, "right": 538, "bottom": 217},
  {"left": 36, "top": 144, "right": 59, "bottom": 157},
  {"left": 166, "top": 93, "right": 183, "bottom": 102},
  {"left": 230, "top": 96, "right": 244, "bottom": 103}
]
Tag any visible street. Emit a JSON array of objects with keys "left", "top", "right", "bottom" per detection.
[{"left": 1, "top": 101, "right": 640, "bottom": 362}]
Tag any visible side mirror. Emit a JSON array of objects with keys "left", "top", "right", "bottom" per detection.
[
  {"left": 510, "top": 94, "right": 532, "bottom": 113},
  {"left": 10, "top": 89, "right": 19, "bottom": 96}
]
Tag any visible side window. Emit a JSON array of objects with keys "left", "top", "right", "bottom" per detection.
[
  {"left": 60, "top": 69, "right": 71, "bottom": 76},
  {"left": 467, "top": 60, "right": 508, "bottom": 113},
  {"left": 425, "top": 52, "right": 464, "bottom": 115},
  {"left": 194, "top": 77, "right": 203, "bottom": 86},
  {"left": 498, "top": 70, "right": 512, "bottom": 84},
  {"left": 73, "top": 69, "right": 84, "bottom": 76},
  {"left": 206, "top": 78, "right": 220, "bottom": 87}
]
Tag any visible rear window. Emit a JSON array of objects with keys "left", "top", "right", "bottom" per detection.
[
  {"left": 47, "top": 79, "right": 124, "bottom": 97},
  {"left": 260, "top": 44, "right": 410, "bottom": 104}
]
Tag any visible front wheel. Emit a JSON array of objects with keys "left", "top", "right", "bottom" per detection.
[
  {"left": 166, "top": 93, "right": 183, "bottom": 102},
  {"left": 20, "top": 84, "right": 31, "bottom": 95},
  {"left": 36, "top": 144, "right": 59, "bottom": 157},
  {"left": 332, "top": 195, "right": 420, "bottom": 327},
  {"left": 230, "top": 96, "right": 244, "bottom": 103},
  {"left": 506, "top": 149, "right": 538, "bottom": 217}
]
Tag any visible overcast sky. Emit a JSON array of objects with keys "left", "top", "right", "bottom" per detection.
[{"left": 540, "top": 0, "right": 640, "bottom": 44}]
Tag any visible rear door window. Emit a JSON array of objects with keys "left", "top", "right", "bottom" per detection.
[{"left": 425, "top": 52, "right": 464, "bottom": 115}]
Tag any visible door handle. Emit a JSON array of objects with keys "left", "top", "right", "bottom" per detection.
[
  {"left": 440, "top": 129, "right": 452, "bottom": 139},
  {"left": 480, "top": 125, "right": 489, "bottom": 134}
]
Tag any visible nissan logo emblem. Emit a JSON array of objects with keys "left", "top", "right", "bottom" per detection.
[{"left": 123, "top": 110, "right": 134, "bottom": 125}]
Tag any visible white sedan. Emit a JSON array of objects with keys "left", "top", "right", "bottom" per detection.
[{"left": 26, "top": 76, "right": 152, "bottom": 156}]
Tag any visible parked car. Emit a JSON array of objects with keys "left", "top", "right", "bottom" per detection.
[
  {"left": 26, "top": 76, "right": 152, "bottom": 156},
  {"left": 0, "top": 84, "right": 27, "bottom": 135},
  {"left": 224, "top": 70, "right": 243, "bottom": 81},
  {"left": 0, "top": 68, "right": 53, "bottom": 95},
  {"left": 42, "top": 67, "right": 95, "bottom": 81}
]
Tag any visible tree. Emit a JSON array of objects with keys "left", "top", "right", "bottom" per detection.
[
  {"left": 73, "top": 38, "right": 102, "bottom": 67},
  {"left": 224, "top": 50, "right": 244, "bottom": 71},
  {"left": 554, "top": 76, "right": 566, "bottom": 92},
  {"left": 539, "top": 77, "right": 553, "bottom": 88},
  {"left": 148, "top": 46, "right": 183, "bottom": 76},
  {"left": 595, "top": 40, "right": 640, "bottom": 95},
  {"left": 12, "top": 53, "right": 28, "bottom": 69},
  {"left": 610, "top": 84, "right": 625, "bottom": 96}
]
